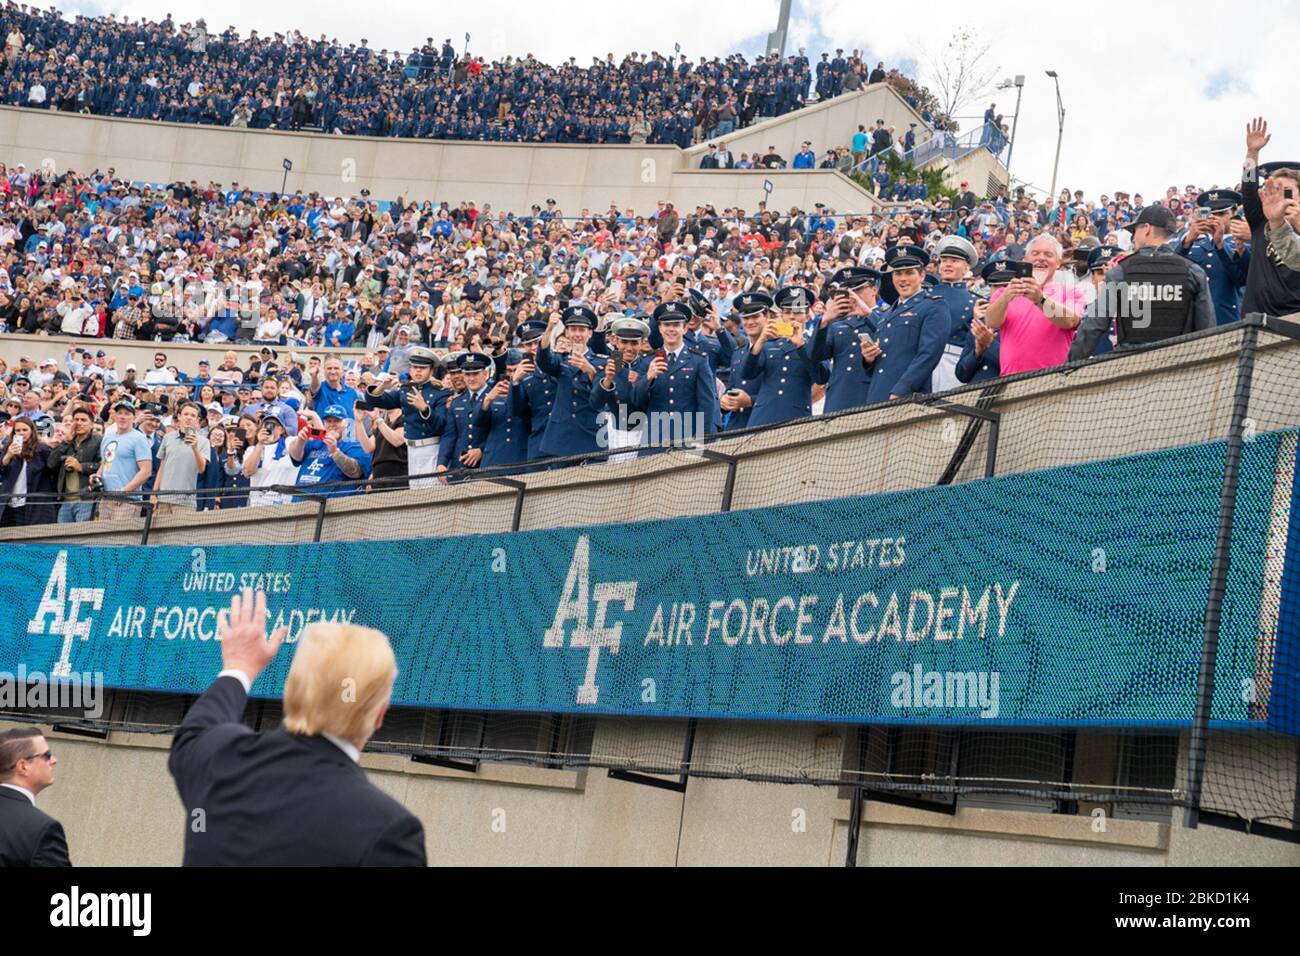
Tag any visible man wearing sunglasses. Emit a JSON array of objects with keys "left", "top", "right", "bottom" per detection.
[{"left": 0, "top": 726, "right": 70, "bottom": 866}]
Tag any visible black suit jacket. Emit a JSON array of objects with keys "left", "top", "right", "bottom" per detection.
[
  {"left": 0, "top": 786, "right": 71, "bottom": 867},
  {"left": 168, "top": 676, "right": 426, "bottom": 866}
]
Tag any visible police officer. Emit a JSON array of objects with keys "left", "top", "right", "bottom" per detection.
[
  {"left": 1178, "top": 189, "right": 1250, "bottom": 326},
  {"left": 509, "top": 319, "right": 557, "bottom": 463},
  {"left": 955, "top": 261, "right": 1009, "bottom": 384},
  {"left": 1068, "top": 206, "right": 1215, "bottom": 361},
  {"left": 356, "top": 345, "right": 450, "bottom": 489},
  {"left": 630, "top": 300, "right": 719, "bottom": 448},
  {"left": 809, "top": 266, "right": 884, "bottom": 413},
  {"left": 436, "top": 351, "right": 494, "bottom": 477},
  {"left": 535, "top": 305, "right": 603, "bottom": 458},
  {"left": 720, "top": 292, "right": 771, "bottom": 430},
  {"left": 930, "top": 235, "right": 978, "bottom": 391},
  {"left": 592, "top": 316, "right": 652, "bottom": 460},
  {"left": 858, "top": 245, "right": 950, "bottom": 402},
  {"left": 479, "top": 349, "right": 530, "bottom": 473},
  {"left": 742, "top": 286, "right": 818, "bottom": 427}
]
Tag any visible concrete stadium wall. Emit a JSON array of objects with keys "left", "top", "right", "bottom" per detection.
[
  {"left": 5, "top": 325, "right": 1299, "bottom": 866},
  {"left": 680, "top": 83, "right": 931, "bottom": 169},
  {"left": 0, "top": 85, "right": 913, "bottom": 215}
]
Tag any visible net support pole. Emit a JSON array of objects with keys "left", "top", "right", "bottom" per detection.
[
  {"left": 1184, "top": 318, "right": 1261, "bottom": 828},
  {"left": 488, "top": 478, "right": 527, "bottom": 531},
  {"left": 845, "top": 727, "right": 867, "bottom": 867},
  {"left": 700, "top": 449, "right": 738, "bottom": 512}
]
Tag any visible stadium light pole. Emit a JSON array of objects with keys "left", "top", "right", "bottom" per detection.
[
  {"left": 1046, "top": 70, "right": 1065, "bottom": 199},
  {"left": 999, "top": 75, "right": 1025, "bottom": 182}
]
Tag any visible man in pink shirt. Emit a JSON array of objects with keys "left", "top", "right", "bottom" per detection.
[{"left": 984, "top": 234, "right": 1085, "bottom": 375}]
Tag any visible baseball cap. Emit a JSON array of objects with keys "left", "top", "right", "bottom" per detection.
[
  {"left": 321, "top": 404, "right": 347, "bottom": 420},
  {"left": 1124, "top": 206, "right": 1178, "bottom": 232}
]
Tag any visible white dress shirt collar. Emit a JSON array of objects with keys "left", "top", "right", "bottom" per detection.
[
  {"left": 322, "top": 732, "right": 361, "bottom": 764},
  {"left": 0, "top": 782, "right": 36, "bottom": 805}
]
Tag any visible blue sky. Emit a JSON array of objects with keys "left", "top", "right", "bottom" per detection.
[{"left": 51, "top": 0, "right": 1300, "bottom": 199}]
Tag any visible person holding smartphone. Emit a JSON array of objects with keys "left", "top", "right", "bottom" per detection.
[
  {"left": 856, "top": 245, "right": 950, "bottom": 402},
  {"left": 509, "top": 319, "right": 558, "bottom": 466},
  {"left": 629, "top": 300, "right": 719, "bottom": 447},
  {"left": 721, "top": 295, "right": 772, "bottom": 431},
  {"left": 591, "top": 316, "right": 651, "bottom": 460},
  {"left": 355, "top": 347, "right": 449, "bottom": 489},
  {"left": 808, "top": 265, "right": 884, "bottom": 412},
  {"left": 1177, "top": 189, "right": 1250, "bottom": 326},
  {"left": 741, "top": 287, "right": 818, "bottom": 427},
  {"left": 1240, "top": 118, "right": 1300, "bottom": 317}
]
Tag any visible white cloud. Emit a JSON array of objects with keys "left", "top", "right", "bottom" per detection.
[{"left": 69, "top": 0, "right": 1300, "bottom": 199}]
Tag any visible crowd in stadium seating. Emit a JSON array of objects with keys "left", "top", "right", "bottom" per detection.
[
  {"left": 0, "top": 4, "right": 890, "bottom": 144},
  {"left": 1, "top": 116, "right": 1298, "bottom": 525}
]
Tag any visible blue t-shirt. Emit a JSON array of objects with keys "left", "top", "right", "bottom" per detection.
[
  {"left": 99, "top": 427, "right": 153, "bottom": 495},
  {"left": 291, "top": 439, "right": 371, "bottom": 498},
  {"left": 312, "top": 380, "right": 360, "bottom": 419}
]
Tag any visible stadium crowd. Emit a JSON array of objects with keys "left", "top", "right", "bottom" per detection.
[
  {"left": 0, "top": 4, "right": 898, "bottom": 145},
  {"left": 1, "top": 117, "right": 1299, "bottom": 526}
]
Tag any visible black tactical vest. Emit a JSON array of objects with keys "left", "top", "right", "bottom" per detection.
[{"left": 1114, "top": 254, "right": 1198, "bottom": 346}]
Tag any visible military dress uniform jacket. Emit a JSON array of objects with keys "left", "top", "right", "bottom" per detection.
[
  {"left": 955, "top": 334, "right": 1001, "bottom": 384},
  {"left": 437, "top": 387, "right": 492, "bottom": 470},
  {"left": 360, "top": 381, "right": 450, "bottom": 442},
  {"left": 862, "top": 292, "right": 951, "bottom": 403},
  {"left": 723, "top": 339, "right": 763, "bottom": 431},
  {"left": 589, "top": 356, "right": 650, "bottom": 415},
  {"left": 511, "top": 369, "right": 557, "bottom": 461},
  {"left": 809, "top": 311, "right": 883, "bottom": 413},
  {"left": 480, "top": 385, "right": 530, "bottom": 470},
  {"left": 535, "top": 346, "right": 603, "bottom": 457},
  {"left": 932, "top": 281, "right": 975, "bottom": 350},
  {"left": 628, "top": 347, "right": 719, "bottom": 434},
  {"left": 740, "top": 337, "right": 817, "bottom": 427},
  {"left": 1178, "top": 235, "right": 1250, "bottom": 326}
]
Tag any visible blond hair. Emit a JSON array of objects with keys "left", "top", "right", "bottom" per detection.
[{"left": 282, "top": 623, "right": 397, "bottom": 744}]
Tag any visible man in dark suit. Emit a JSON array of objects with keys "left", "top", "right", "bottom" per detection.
[
  {"left": 0, "top": 727, "right": 71, "bottom": 866},
  {"left": 168, "top": 589, "right": 426, "bottom": 866}
]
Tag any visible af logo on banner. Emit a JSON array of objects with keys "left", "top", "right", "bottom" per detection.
[
  {"left": 543, "top": 536, "right": 637, "bottom": 704},
  {"left": 26, "top": 551, "right": 105, "bottom": 677}
]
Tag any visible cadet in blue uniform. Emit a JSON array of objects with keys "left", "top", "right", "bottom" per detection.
[
  {"left": 956, "top": 261, "right": 1009, "bottom": 383},
  {"left": 1080, "top": 245, "right": 1121, "bottom": 356},
  {"left": 437, "top": 351, "right": 494, "bottom": 477},
  {"left": 356, "top": 345, "right": 450, "bottom": 489},
  {"left": 535, "top": 305, "right": 604, "bottom": 459},
  {"left": 930, "top": 235, "right": 978, "bottom": 392},
  {"left": 478, "top": 348, "right": 531, "bottom": 473},
  {"left": 742, "top": 286, "right": 819, "bottom": 427},
  {"left": 629, "top": 301, "right": 719, "bottom": 448},
  {"left": 720, "top": 293, "right": 771, "bottom": 430},
  {"left": 592, "top": 316, "right": 652, "bottom": 459},
  {"left": 1178, "top": 189, "right": 1250, "bottom": 326},
  {"left": 671, "top": 288, "right": 731, "bottom": 377},
  {"left": 809, "top": 265, "right": 884, "bottom": 413},
  {"left": 510, "top": 319, "right": 558, "bottom": 463},
  {"left": 858, "top": 245, "right": 950, "bottom": 402}
]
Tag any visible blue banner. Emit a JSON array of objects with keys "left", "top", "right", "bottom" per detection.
[{"left": 1, "top": 431, "right": 1296, "bottom": 730}]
